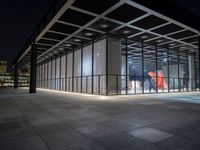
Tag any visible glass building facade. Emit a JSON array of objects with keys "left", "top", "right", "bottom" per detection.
[
  {"left": 36, "top": 35, "right": 200, "bottom": 95},
  {"left": 13, "top": 0, "right": 200, "bottom": 95}
]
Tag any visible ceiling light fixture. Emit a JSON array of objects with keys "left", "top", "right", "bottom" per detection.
[
  {"left": 141, "top": 35, "right": 148, "bottom": 39},
  {"left": 74, "top": 39, "right": 81, "bottom": 42},
  {"left": 65, "top": 44, "right": 72, "bottom": 47},
  {"left": 100, "top": 24, "right": 109, "bottom": 28},
  {"left": 123, "top": 30, "right": 131, "bottom": 34},
  {"left": 85, "top": 32, "right": 93, "bottom": 36}
]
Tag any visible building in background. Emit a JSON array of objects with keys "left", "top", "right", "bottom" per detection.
[
  {"left": 12, "top": 0, "right": 200, "bottom": 95},
  {"left": 0, "top": 60, "right": 7, "bottom": 73}
]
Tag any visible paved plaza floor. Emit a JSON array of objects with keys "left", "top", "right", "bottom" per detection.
[{"left": 0, "top": 87, "right": 200, "bottom": 150}]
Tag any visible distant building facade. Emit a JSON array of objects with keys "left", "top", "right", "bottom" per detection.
[{"left": 0, "top": 61, "right": 7, "bottom": 73}]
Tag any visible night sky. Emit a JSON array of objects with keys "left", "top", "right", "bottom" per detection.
[
  {"left": 0, "top": 0, "right": 54, "bottom": 72},
  {"left": 0, "top": 0, "right": 199, "bottom": 72}
]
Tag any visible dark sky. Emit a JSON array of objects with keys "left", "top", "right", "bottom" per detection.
[
  {"left": 0, "top": 0, "right": 199, "bottom": 72},
  {"left": 0, "top": 0, "right": 54, "bottom": 72}
]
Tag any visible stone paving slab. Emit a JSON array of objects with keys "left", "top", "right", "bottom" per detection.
[{"left": 0, "top": 87, "right": 200, "bottom": 150}]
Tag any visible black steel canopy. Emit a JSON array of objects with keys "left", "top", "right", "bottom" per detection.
[{"left": 13, "top": 0, "right": 200, "bottom": 68}]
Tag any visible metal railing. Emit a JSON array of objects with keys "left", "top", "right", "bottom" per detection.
[{"left": 36, "top": 74, "right": 200, "bottom": 95}]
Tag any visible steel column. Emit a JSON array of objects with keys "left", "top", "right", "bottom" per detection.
[
  {"left": 155, "top": 46, "right": 158, "bottom": 93},
  {"left": 142, "top": 42, "right": 144, "bottom": 94},
  {"left": 177, "top": 49, "right": 180, "bottom": 92},
  {"left": 29, "top": 43, "right": 37, "bottom": 93},
  {"left": 167, "top": 49, "right": 170, "bottom": 92},
  {"left": 91, "top": 41, "right": 94, "bottom": 94},
  {"left": 106, "top": 36, "right": 109, "bottom": 95},
  {"left": 125, "top": 38, "right": 128, "bottom": 95}
]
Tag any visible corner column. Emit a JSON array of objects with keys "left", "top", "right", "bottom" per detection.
[{"left": 29, "top": 43, "right": 37, "bottom": 93}]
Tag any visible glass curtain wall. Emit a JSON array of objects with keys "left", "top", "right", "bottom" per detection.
[{"left": 35, "top": 35, "right": 199, "bottom": 95}]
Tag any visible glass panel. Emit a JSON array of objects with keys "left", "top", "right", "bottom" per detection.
[
  {"left": 107, "top": 37, "right": 121, "bottom": 95},
  {"left": 56, "top": 57, "right": 60, "bottom": 90},
  {"left": 74, "top": 49, "right": 81, "bottom": 92},
  {"left": 127, "top": 39, "right": 142, "bottom": 94},
  {"left": 60, "top": 55, "right": 66, "bottom": 91},
  {"left": 67, "top": 53, "right": 73, "bottom": 91},
  {"left": 157, "top": 48, "right": 169, "bottom": 93},
  {"left": 51, "top": 59, "right": 56, "bottom": 90},
  {"left": 143, "top": 43, "right": 156, "bottom": 94},
  {"left": 169, "top": 50, "right": 178, "bottom": 92},
  {"left": 48, "top": 61, "right": 51, "bottom": 89},
  {"left": 82, "top": 43, "right": 92, "bottom": 93},
  {"left": 93, "top": 38, "right": 106, "bottom": 94}
]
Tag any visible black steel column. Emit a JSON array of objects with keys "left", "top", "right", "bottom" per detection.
[
  {"left": 55, "top": 57, "right": 57, "bottom": 90},
  {"left": 125, "top": 38, "right": 128, "bottom": 95},
  {"left": 177, "top": 49, "right": 180, "bottom": 92},
  {"left": 194, "top": 53, "right": 197, "bottom": 91},
  {"left": 106, "top": 36, "right": 109, "bottom": 95},
  {"left": 199, "top": 37, "right": 200, "bottom": 91},
  {"left": 65, "top": 51, "right": 68, "bottom": 91},
  {"left": 91, "top": 41, "right": 94, "bottom": 94},
  {"left": 167, "top": 49, "right": 170, "bottom": 93},
  {"left": 47, "top": 60, "right": 49, "bottom": 89},
  {"left": 50, "top": 57, "right": 53, "bottom": 89},
  {"left": 155, "top": 46, "right": 158, "bottom": 93},
  {"left": 186, "top": 51, "right": 189, "bottom": 91},
  {"left": 14, "top": 64, "right": 19, "bottom": 89},
  {"left": 72, "top": 51, "right": 74, "bottom": 92},
  {"left": 59, "top": 54, "right": 62, "bottom": 90},
  {"left": 81, "top": 45, "right": 83, "bottom": 93},
  {"left": 29, "top": 43, "right": 37, "bottom": 93},
  {"left": 142, "top": 42, "right": 144, "bottom": 94}
]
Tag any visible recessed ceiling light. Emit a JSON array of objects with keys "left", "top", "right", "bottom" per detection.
[
  {"left": 122, "top": 30, "right": 131, "bottom": 34},
  {"left": 74, "top": 39, "right": 81, "bottom": 42},
  {"left": 100, "top": 24, "right": 109, "bottom": 28},
  {"left": 59, "top": 48, "right": 64, "bottom": 50},
  {"left": 85, "top": 32, "right": 93, "bottom": 36},
  {"left": 141, "top": 35, "right": 148, "bottom": 39},
  {"left": 65, "top": 44, "right": 72, "bottom": 47}
]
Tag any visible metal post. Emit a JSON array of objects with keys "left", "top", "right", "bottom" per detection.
[
  {"left": 55, "top": 57, "right": 57, "bottom": 90},
  {"left": 106, "top": 36, "right": 109, "bottom": 95},
  {"left": 29, "top": 43, "right": 37, "bottom": 93},
  {"left": 92, "top": 41, "right": 94, "bottom": 94},
  {"left": 167, "top": 49, "right": 170, "bottom": 93},
  {"left": 14, "top": 64, "right": 19, "bottom": 89},
  {"left": 59, "top": 54, "right": 62, "bottom": 90},
  {"left": 186, "top": 51, "right": 189, "bottom": 91},
  {"left": 177, "top": 49, "right": 180, "bottom": 92},
  {"left": 50, "top": 57, "right": 53, "bottom": 89},
  {"left": 65, "top": 51, "right": 68, "bottom": 91},
  {"left": 72, "top": 51, "right": 74, "bottom": 92},
  {"left": 142, "top": 42, "right": 144, "bottom": 94},
  {"left": 155, "top": 46, "right": 158, "bottom": 93},
  {"left": 125, "top": 38, "right": 128, "bottom": 95},
  {"left": 194, "top": 53, "right": 197, "bottom": 91},
  {"left": 199, "top": 37, "right": 200, "bottom": 91},
  {"left": 47, "top": 60, "right": 49, "bottom": 89},
  {"left": 81, "top": 45, "right": 83, "bottom": 93}
]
